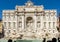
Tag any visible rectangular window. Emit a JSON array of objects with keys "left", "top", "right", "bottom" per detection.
[
  {"left": 13, "top": 22, "right": 15, "bottom": 28},
  {"left": 19, "top": 16, "right": 22, "bottom": 19},
  {"left": 18, "top": 16, "right": 22, "bottom": 21},
  {"left": 8, "top": 30, "right": 10, "bottom": 33},
  {"left": 37, "top": 23, "right": 40, "bottom": 28},
  {"left": 13, "top": 15, "right": 15, "bottom": 20},
  {"left": 8, "top": 22, "right": 11, "bottom": 28},
  {"left": 7, "top": 30, "right": 11, "bottom": 35},
  {"left": 49, "top": 15, "right": 50, "bottom": 20},
  {"left": 43, "top": 16, "right": 46, "bottom": 20},
  {"left": 9, "top": 15, "right": 10, "bottom": 19},
  {"left": 7, "top": 15, "right": 9, "bottom": 19},
  {"left": 49, "top": 22, "right": 51, "bottom": 28},
  {"left": 53, "top": 16, "right": 55, "bottom": 21},
  {"left": 19, "top": 22, "right": 22, "bottom": 28},
  {"left": 37, "top": 21, "right": 40, "bottom": 28},
  {"left": 4, "top": 22, "right": 6, "bottom": 27},
  {"left": 53, "top": 22, "right": 55, "bottom": 28},
  {"left": 11, "top": 15, "right": 13, "bottom": 20},
  {"left": 37, "top": 16, "right": 40, "bottom": 21},
  {"left": 44, "top": 22, "right": 46, "bottom": 28}
]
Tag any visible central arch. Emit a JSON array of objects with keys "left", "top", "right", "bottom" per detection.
[{"left": 26, "top": 16, "right": 33, "bottom": 26}]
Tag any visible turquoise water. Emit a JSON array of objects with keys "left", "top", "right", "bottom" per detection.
[
  {"left": 0, "top": 39, "right": 58, "bottom": 42},
  {"left": 16, "top": 40, "right": 42, "bottom": 42},
  {"left": 0, "top": 39, "right": 43, "bottom": 42}
]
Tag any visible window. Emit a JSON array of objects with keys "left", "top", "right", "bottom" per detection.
[
  {"left": 49, "top": 22, "right": 51, "bottom": 28},
  {"left": 37, "top": 21, "right": 40, "bottom": 28},
  {"left": 53, "top": 22, "right": 55, "bottom": 28},
  {"left": 13, "top": 22, "right": 15, "bottom": 28},
  {"left": 7, "top": 15, "right": 9, "bottom": 19},
  {"left": 37, "top": 16, "right": 40, "bottom": 20},
  {"left": 13, "top": 30, "right": 16, "bottom": 32},
  {"left": 8, "top": 30, "right": 11, "bottom": 33},
  {"left": 8, "top": 14, "right": 10, "bottom": 19},
  {"left": 48, "top": 15, "right": 51, "bottom": 20},
  {"left": 7, "top": 30, "right": 11, "bottom": 35},
  {"left": 4, "top": 16, "right": 6, "bottom": 20},
  {"left": 13, "top": 15, "right": 15, "bottom": 20},
  {"left": 19, "top": 16, "right": 22, "bottom": 20},
  {"left": 11, "top": 15, "right": 13, "bottom": 20},
  {"left": 53, "top": 30, "right": 55, "bottom": 33},
  {"left": 49, "top": 30, "right": 51, "bottom": 32},
  {"left": 53, "top": 16, "right": 55, "bottom": 21},
  {"left": 19, "top": 22, "right": 22, "bottom": 28},
  {"left": 37, "top": 23, "right": 40, "bottom": 28},
  {"left": 9, "top": 14, "right": 10, "bottom": 18},
  {"left": 4, "top": 22, "right": 6, "bottom": 27},
  {"left": 44, "top": 22, "right": 46, "bottom": 28},
  {"left": 46, "top": 13, "right": 48, "bottom": 17},
  {"left": 18, "top": 16, "right": 22, "bottom": 21},
  {"left": 43, "top": 16, "right": 46, "bottom": 20},
  {"left": 8, "top": 22, "right": 11, "bottom": 28}
]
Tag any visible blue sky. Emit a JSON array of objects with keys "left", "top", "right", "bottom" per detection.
[{"left": 0, "top": 0, "right": 60, "bottom": 20}]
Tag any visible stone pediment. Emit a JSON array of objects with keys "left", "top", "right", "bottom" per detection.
[{"left": 15, "top": 0, "right": 44, "bottom": 12}]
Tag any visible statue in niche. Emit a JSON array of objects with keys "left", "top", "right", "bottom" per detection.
[{"left": 26, "top": 17, "right": 33, "bottom": 28}]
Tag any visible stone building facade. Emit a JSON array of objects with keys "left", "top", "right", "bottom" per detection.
[
  {"left": 0, "top": 20, "right": 2, "bottom": 33},
  {"left": 57, "top": 16, "right": 60, "bottom": 38},
  {"left": 3, "top": 0, "right": 58, "bottom": 40}
]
